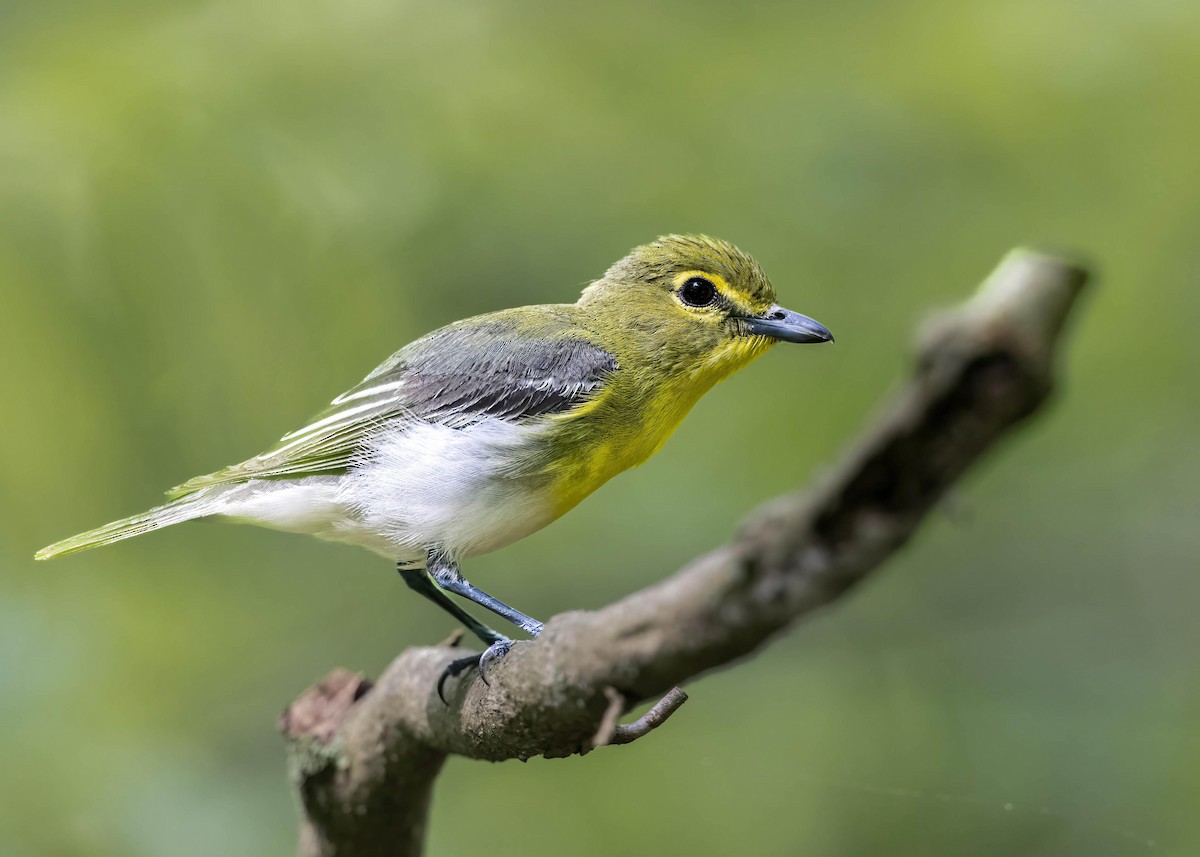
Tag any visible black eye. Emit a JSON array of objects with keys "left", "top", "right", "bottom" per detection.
[{"left": 678, "top": 276, "right": 717, "bottom": 308}]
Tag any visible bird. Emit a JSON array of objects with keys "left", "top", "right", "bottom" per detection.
[{"left": 36, "top": 234, "right": 833, "bottom": 697}]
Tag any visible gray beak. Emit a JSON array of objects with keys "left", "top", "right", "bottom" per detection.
[{"left": 740, "top": 305, "right": 834, "bottom": 343}]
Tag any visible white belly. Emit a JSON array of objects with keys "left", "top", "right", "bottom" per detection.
[
  {"left": 214, "top": 418, "right": 557, "bottom": 562},
  {"left": 213, "top": 419, "right": 556, "bottom": 561},
  {"left": 347, "top": 418, "right": 556, "bottom": 559}
]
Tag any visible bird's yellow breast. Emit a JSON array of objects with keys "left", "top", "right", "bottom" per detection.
[{"left": 541, "top": 333, "right": 774, "bottom": 518}]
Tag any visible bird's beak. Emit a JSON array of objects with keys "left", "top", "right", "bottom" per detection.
[{"left": 739, "top": 305, "right": 834, "bottom": 344}]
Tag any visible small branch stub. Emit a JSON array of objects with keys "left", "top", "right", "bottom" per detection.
[
  {"left": 591, "top": 686, "right": 689, "bottom": 748},
  {"left": 609, "top": 688, "right": 690, "bottom": 746}
]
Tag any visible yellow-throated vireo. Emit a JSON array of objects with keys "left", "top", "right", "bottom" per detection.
[{"left": 37, "top": 235, "right": 833, "bottom": 693}]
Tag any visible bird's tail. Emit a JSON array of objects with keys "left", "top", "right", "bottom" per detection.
[{"left": 35, "top": 488, "right": 222, "bottom": 561}]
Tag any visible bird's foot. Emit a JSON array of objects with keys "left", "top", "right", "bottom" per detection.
[
  {"left": 436, "top": 639, "right": 514, "bottom": 704},
  {"left": 478, "top": 638, "right": 513, "bottom": 680}
]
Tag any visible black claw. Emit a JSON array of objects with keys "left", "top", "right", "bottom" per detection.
[
  {"left": 478, "top": 639, "right": 513, "bottom": 686},
  {"left": 435, "top": 640, "right": 516, "bottom": 703},
  {"left": 437, "top": 653, "right": 483, "bottom": 704}
]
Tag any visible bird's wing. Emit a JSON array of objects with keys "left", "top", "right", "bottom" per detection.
[{"left": 167, "top": 310, "right": 617, "bottom": 499}]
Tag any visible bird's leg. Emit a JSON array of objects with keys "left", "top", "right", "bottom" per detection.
[
  {"left": 426, "top": 550, "right": 544, "bottom": 700},
  {"left": 426, "top": 550, "right": 544, "bottom": 637},
  {"left": 397, "top": 563, "right": 508, "bottom": 647}
]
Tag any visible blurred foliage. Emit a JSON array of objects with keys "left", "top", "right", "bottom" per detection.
[{"left": 3, "top": 0, "right": 1199, "bottom": 855}]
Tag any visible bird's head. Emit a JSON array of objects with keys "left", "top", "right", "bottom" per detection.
[{"left": 578, "top": 234, "right": 832, "bottom": 382}]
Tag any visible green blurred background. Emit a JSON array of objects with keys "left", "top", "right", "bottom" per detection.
[{"left": 3, "top": 1, "right": 1198, "bottom": 854}]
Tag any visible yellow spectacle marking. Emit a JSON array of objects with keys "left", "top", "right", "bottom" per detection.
[{"left": 672, "top": 269, "right": 759, "bottom": 316}]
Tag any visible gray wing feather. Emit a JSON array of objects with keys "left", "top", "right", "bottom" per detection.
[{"left": 167, "top": 315, "right": 616, "bottom": 498}]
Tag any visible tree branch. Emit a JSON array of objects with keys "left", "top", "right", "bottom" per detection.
[{"left": 280, "top": 249, "right": 1090, "bottom": 857}]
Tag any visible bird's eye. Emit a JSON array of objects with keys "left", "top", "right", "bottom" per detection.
[{"left": 678, "top": 277, "right": 718, "bottom": 308}]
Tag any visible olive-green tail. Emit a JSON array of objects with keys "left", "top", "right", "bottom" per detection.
[{"left": 35, "top": 490, "right": 219, "bottom": 560}]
